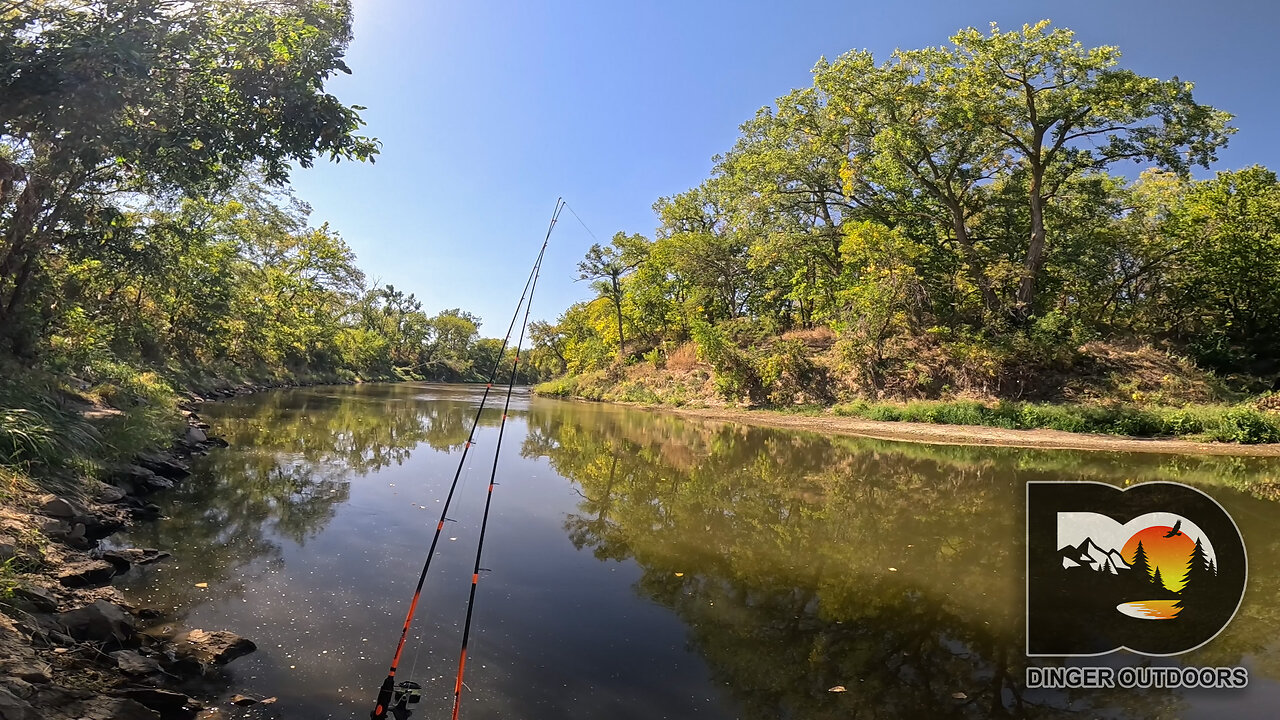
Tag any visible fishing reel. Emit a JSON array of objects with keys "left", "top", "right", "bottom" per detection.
[{"left": 391, "top": 681, "right": 422, "bottom": 709}]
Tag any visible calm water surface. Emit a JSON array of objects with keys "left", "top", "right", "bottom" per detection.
[{"left": 114, "top": 384, "right": 1280, "bottom": 719}]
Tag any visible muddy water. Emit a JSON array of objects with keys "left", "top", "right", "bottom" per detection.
[{"left": 114, "top": 383, "right": 1280, "bottom": 719}]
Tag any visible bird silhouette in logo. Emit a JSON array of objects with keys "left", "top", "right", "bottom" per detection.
[{"left": 1163, "top": 519, "right": 1184, "bottom": 538}]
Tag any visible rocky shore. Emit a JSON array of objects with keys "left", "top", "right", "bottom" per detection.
[{"left": 1, "top": 396, "right": 261, "bottom": 720}]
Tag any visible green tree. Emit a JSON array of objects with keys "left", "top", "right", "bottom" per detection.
[
  {"left": 577, "top": 233, "right": 647, "bottom": 360},
  {"left": 0, "top": 0, "right": 377, "bottom": 347},
  {"left": 952, "top": 20, "right": 1232, "bottom": 320}
]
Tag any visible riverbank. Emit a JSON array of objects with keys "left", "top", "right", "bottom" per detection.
[
  {"left": 624, "top": 403, "right": 1280, "bottom": 457},
  {"left": 536, "top": 341, "right": 1280, "bottom": 447},
  {"left": 0, "top": 367, "right": 330, "bottom": 719}
]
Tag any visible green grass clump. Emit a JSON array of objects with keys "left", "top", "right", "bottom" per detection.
[
  {"left": 0, "top": 378, "right": 99, "bottom": 469},
  {"left": 831, "top": 399, "right": 1280, "bottom": 444}
]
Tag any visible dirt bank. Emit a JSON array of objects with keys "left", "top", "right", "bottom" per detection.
[{"left": 632, "top": 404, "right": 1280, "bottom": 458}]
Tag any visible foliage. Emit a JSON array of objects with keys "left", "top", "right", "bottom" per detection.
[
  {"left": 830, "top": 399, "right": 1280, "bottom": 443},
  {"left": 532, "top": 20, "right": 1277, "bottom": 428}
]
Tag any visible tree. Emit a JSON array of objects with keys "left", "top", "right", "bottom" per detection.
[
  {"left": 0, "top": 0, "right": 378, "bottom": 347},
  {"left": 1129, "top": 539, "right": 1153, "bottom": 579},
  {"left": 1152, "top": 566, "right": 1167, "bottom": 592},
  {"left": 577, "top": 233, "right": 647, "bottom": 360},
  {"left": 1174, "top": 537, "right": 1213, "bottom": 610},
  {"left": 952, "top": 20, "right": 1232, "bottom": 320}
]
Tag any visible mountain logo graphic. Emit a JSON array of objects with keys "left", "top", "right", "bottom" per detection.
[{"left": 1026, "top": 481, "right": 1246, "bottom": 656}]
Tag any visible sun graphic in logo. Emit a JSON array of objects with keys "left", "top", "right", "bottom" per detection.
[{"left": 1121, "top": 524, "right": 1201, "bottom": 592}]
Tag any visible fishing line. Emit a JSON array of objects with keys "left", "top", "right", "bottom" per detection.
[
  {"left": 369, "top": 198, "right": 565, "bottom": 720},
  {"left": 448, "top": 225, "right": 547, "bottom": 720},
  {"left": 562, "top": 201, "right": 601, "bottom": 245}
]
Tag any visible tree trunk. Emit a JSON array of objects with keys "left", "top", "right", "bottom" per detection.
[
  {"left": 950, "top": 205, "right": 1000, "bottom": 315},
  {"left": 1017, "top": 179, "right": 1047, "bottom": 322},
  {"left": 611, "top": 275, "right": 624, "bottom": 361}
]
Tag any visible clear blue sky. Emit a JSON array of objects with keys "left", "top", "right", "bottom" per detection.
[{"left": 289, "top": 0, "right": 1280, "bottom": 334}]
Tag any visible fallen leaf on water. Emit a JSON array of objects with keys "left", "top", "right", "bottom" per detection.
[
  {"left": 828, "top": 686, "right": 847, "bottom": 693},
  {"left": 674, "top": 572, "right": 684, "bottom": 577},
  {"left": 261, "top": 697, "right": 278, "bottom": 704},
  {"left": 888, "top": 567, "right": 898, "bottom": 572},
  {"left": 194, "top": 582, "right": 208, "bottom": 588},
  {"left": 450, "top": 537, "right": 457, "bottom": 541},
  {"left": 952, "top": 692, "right": 968, "bottom": 699}
]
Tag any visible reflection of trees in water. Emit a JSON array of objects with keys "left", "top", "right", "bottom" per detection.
[
  {"left": 518, "top": 403, "right": 1280, "bottom": 718},
  {"left": 119, "top": 384, "right": 511, "bottom": 617}
]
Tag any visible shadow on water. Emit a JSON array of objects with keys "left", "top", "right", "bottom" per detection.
[{"left": 115, "top": 386, "right": 1280, "bottom": 719}]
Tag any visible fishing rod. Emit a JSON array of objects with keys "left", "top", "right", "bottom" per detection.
[
  {"left": 369, "top": 198, "right": 565, "bottom": 720},
  {"left": 448, "top": 205, "right": 547, "bottom": 720}
]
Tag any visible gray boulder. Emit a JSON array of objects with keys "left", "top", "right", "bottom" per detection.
[
  {"left": 57, "top": 600, "right": 136, "bottom": 645},
  {"left": 56, "top": 559, "right": 117, "bottom": 587},
  {"left": 0, "top": 686, "right": 34, "bottom": 720}
]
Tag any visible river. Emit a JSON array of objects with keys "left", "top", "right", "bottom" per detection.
[{"left": 114, "top": 383, "right": 1280, "bottom": 719}]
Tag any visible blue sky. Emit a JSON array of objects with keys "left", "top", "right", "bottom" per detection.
[{"left": 289, "top": 0, "right": 1280, "bottom": 334}]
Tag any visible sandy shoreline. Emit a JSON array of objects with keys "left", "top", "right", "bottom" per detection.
[{"left": 624, "top": 404, "right": 1280, "bottom": 458}]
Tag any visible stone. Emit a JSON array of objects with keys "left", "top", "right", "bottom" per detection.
[
  {"left": 135, "top": 454, "right": 190, "bottom": 480},
  {"left": 0, "top": 536, "right": 15, "bottom": 563},
  {"left": 184, "top": 427, "right": 207, "bottom": 445},
  {"left": 39, "top": 495, "right": 79, "bottom": 518},
  {"left": 0, "top": 661, "right": 50, "bottom": 684},
  {"left": 57, "top": 600, "right": 136, "bottom": 645},
  {"left": 119, "top": 688, "right": 194, "bottom": 716},
  {"left": 167, "top": 629, "right": 256, "bottom": 668},
  {"left": 0, "top": 686, "right": 34, "bottom": 720},
  {"left": 229, "top": 695, "right": 256, "bottom": 706},
  {"left": 56, "top": 559, "right": 117, "bottom": 587},
  {"left": 110, "top": 651, "right": 160, "bottom": 677},
  {"left": 81, "top": 698, "right": 162, "bottom": 720},
  {"left": 102, "top": 548, "right": 170, "bottom": 568},
  {"left": 109, "top": 465, "right": 159, "bottom": 495},
  {"left": 144, "top": 477, "right": 174, "bottom": 492},
  {"left": 97, "top": 486, "right": 127, "bottom": 503},
  {"left": 10, "top": 585, "right": 57, "bottom": 612}
]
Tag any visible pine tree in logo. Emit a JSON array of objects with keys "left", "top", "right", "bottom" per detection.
[
  {"left": 1174, "top": 537, "right": 1213, "bottom": 612},
  {"left": 1152, "top": 566, "right": 1167, "bottom": 592},
  {"left": 1130, "top": 539, "right": 1153, "bottom": 579}
]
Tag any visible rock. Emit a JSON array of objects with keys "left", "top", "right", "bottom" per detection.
[
  {"left": 0, "top": 661, "right": 50, "bottom": 684},
  {"left": 102, "top": 548, "right": 170, "bottom": 568},
  {"left": 120, "top": 688, "right": 195, "bottom": 716},
  {"left": 81, "top": 698, "right": 162, "bottom": 720},
  {"left": 58, "top": 600, "right": 136, "bottom": 645},
  {"left": 168, "top": 629, "right": 256, "bottom": 668},
  {"left": 97, "top": 485, "right": 128, "bottom": 503},
  {"left": 10, "top": 585, "right": 57, "bottom": 612},
  {"left": 83, "top": 515, "right": 126, "bottom": 540},
  {"left": 110, "top": 651, "right": 161, "bottom": 677},
  {"left": 184, "top": 427, "right": 208, "bottom": 445},
  {"left": 56, "top": 559, "right": 117, "bottom": 587},
  {"left": 39, "top": 495, "right": 79, "bottom": 518},
  {"left": 0, "top": 536, "right": 15, "bottom": 563},
  {"left": 40, "top": 518, "right": 71, "bottom": 537},
  {"left": 229, "top": 694, "right": 256, "bottom": 706},
  {"left": 135, "top": 454, "right": 190, "bottom": 480},
  {"left": 109, "top": 465, "right": 159, "bottom": 495},
  {"left": 0, "top": 686, "right": 34, "bottom": 720},
  {"left": 144, "top": 476, "right": 174, "bottom": 492}
]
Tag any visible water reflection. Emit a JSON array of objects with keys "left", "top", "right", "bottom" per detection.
[
  {"left": 522, "top": 402, "right": 1280, "bottom": 719},
  {"left": 113, "top": 386, "right": 1280, "bottom": 719}
]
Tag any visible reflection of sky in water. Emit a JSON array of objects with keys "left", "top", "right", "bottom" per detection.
[{"left": 113, "top": 384, "right": 1280, "bottom": 719}]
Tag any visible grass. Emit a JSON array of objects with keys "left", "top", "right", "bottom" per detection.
[
  {"left": 830, "top": 399, "right": 1280, "bottom": 444},
  {"left": 0, "top": 373, "right": 101, "bottom": 471}
]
